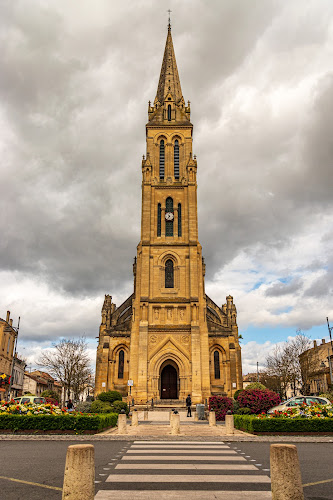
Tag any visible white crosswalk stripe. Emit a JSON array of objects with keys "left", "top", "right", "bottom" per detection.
[{"left": 95, "top": 441, "right": 272, "bottom": 499}]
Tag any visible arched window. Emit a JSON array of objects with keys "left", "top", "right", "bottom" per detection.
[
  {"left": 214, "top": 351, "right": 220, "bottom": 379},
  {"left": 118, "top": 350, "right": 124, "bottom": 379},
  {"left": 174, "top": 139, "right": 179, "bottom": 179},
  {"left": 178, "top": 203, "right": 182, "bottom": 237},
  {"left": 159, "top": 140, "right": 165, "bottom": 179},
  {"left": 167, "top": 104, "right": 172, "bottom": 121},
  {"left": 165, "top": 197, "right": 173, "bottom": 236},
  {"left": 157, "top": 203, "right": 161, "bottom": 237},
  {"left": 165, "top": 259, "right": 174, "bottom": 288}
]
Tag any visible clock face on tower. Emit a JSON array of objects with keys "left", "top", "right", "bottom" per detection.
[{"left": 165, "top": 212, "right": 174, "bottom": 221}]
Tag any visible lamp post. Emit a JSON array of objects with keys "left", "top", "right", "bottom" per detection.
[{"left": 257, "top": 361, "right": 259, "bottom": 383}]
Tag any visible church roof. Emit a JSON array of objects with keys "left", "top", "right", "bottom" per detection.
[{"left": 155, "top": 24, "right": 183, "bottom": 104}]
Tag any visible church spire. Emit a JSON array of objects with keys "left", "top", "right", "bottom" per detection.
[{"left": 155, "top": 24, "right": 183, "bottom": 105}]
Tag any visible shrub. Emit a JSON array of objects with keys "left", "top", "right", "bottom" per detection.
[
  {"left": 45, "top": 397, "right": 59, "bottom": 406},
  {"left": 41, "top": 390, "right": 60, "bottom": 401},
  {"left": 76, "top": 401, "right": 92, "bottom": 413},
  {"left": 0, "top": 413, "right": 118, "bottom": 432},
  {"left": 233, "top": 389, "right": 243, "bottom": 400},
  {"left": 245, "top": 382, "right": 266, "bottom": 391},
  {"left": 237, "top": 388, "right": 280, "bottom": 414},
  {"left": 112, "top": 401, "right": 129, "bottom": 415},
  {"left": 209, "top": 396, "right": 234, "bottom": 421},
  {"left": 235, "top": 407, "right": 252, "bottom": 415},
  {"left": 91, "top": 401, "right": 114, "bottom": 414},
  {"left": 234, "top": 415, "right": 333, "bottom": 434},
  {"left": 97, "top": 391, "right": 122, "bottom": 404},
  {"left": 319, "top": 393, "right": 333, "bottom": 402}
]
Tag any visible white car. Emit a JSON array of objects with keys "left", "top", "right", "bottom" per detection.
[{"left": 267, "top": 395, "right": 331, "bottom": 414}]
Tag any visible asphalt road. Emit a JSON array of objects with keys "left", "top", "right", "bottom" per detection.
[{"left": 0, "top": 440, "right": 332, "bottom": 500}]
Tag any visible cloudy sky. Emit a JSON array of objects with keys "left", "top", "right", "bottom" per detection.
[{"left": 1, "top": 0, "right": 333, "bottom": 374}]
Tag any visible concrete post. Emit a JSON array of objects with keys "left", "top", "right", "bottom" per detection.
[
  {"left": 209, "top": 410, "right": 216, "bottom": 426},
  {"left": 131, "top": 410, "right": 138, "bottom": 426},
  {"left": 117, "top": 412, "right": 127, "bottom": 434},
  {"left": 62, "top": 444, "right": 94, "bottom": 500},
  {"left": 270, "top": 444, "right": 304, "bottom": 500},
  {"left": 143, "top": 410, "right": 148, "bottom": 421},
  {"left": 171, "top": 412, "right": 180, "bottom": 435},
  {"left": 194, "top": 412, "right": 198, "bottom": 421},
  {"left": 225, "top": 414, "right": 234, "bottom": 434}
]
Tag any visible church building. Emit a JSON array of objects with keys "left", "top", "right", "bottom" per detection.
[{"left": 95, "top": 24, "right": 243, "bottom": 404}]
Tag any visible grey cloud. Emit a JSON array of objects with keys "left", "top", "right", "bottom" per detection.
[
  {"left": 0, "top": 0, "right": 333, "bottom": 344},
  {"left": 265, "top": 278, "right": 303, "bottom": 297}
]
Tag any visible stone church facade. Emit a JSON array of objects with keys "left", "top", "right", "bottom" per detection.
[{"left": 95, "top": 24, "right": 243, "bottom": 404}]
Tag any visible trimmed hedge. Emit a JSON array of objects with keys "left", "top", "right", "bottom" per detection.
[
  {"left": 0, "top": 413, "right": 118, "bottom": 432},
  {"left": 97, "top": 391, "right": 122, "bottom": 403},
  {"left": 234, "top": 415, "right": 333, "bottom": 433}
]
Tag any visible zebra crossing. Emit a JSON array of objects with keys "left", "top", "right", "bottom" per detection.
[{"left": 95, "top": 441, "right": 272, "bottom": 499}]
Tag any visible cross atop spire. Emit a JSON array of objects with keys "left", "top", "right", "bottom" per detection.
[
  {"left": 155, "top": 23, "right": 183, "bottom": 105},
  {"left": 167, "top": 9, "right": 172, "bottom": 27}
]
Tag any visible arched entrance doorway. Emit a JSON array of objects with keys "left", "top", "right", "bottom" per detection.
[{"left": 160, "top": 364, "right": 178, "bottom": 399}]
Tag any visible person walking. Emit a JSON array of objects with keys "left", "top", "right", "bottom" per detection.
[{"left": 186, "top": 394, "right": 192, "bottom": 417}]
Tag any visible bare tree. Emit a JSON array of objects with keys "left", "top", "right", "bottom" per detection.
[
  {"left": 38, "top": 338, "right": 92, "bottom": 401},
  {"left": 265, "top": 331, "right": 312, "bottom": 398}
]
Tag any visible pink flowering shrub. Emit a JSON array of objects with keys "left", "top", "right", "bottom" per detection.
[
  {"left": 209, "top": 396, "right": 234, "bottom": 421},
  {"left": 237, "top": 388, "right": 281, "bottom": 414}
]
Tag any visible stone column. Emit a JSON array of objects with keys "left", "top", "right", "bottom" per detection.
[
  {"left": 225, "top": 414, "right": 234, "bottom": 435},
  {"left": 170, "top": 412, "right": 180, "bottom": 435},
  {"left": 270, "top": 444, "right": 304, "bottom": 500},
  {"left": 143, "top": 410, "right": 148, "bottom": 421},
  {"left": 62, "top": 444, "right": 94, "bottom": 500},
  {"left": 117, "top": 412, "right": 127, "bottom": 434},
  {"left": 209, "top": 410, "right": 216, "bottom": 426},
  {"left": 131, "top": 410, "right": 138, "bottom": 427}
]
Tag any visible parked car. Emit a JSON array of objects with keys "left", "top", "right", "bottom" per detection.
[
  {"left": 267, "top": 395, "right": 331, "bottom": 414},
  {"left": 13, "top": 396, "right": 46, "bottom": 405}
]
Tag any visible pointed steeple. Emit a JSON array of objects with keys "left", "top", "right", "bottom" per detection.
[{"left": 155, "top": 24, "right": 183, "bottom": 105}]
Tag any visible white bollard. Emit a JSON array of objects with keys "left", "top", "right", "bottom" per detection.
[
  {"left": 143, "top": 410, "right": 148, "bottom": 421},
  {"left": 117, "top": 412, "right": 127, "bottom": 434},
  {"left": 62, "top": 444, "right": 94, "bottom": 500},
  {"left": 171, "top": 412, "right": 180, "bottom": 435},
  {"left": 131, "top": 410, "right": 138, "bottom": 426},
  {"left": 225, "top": 414, "right": 234, "bottom": 434},
  {"left": 209, "top": 410, "right": 216, "bottom": 426},
  {"left": 270, "top": 444, "right": 304, "bottom": 500}
]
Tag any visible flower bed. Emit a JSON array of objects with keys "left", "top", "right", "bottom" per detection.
[
  {"left": 0, "top": 400, "right": 118, "bottom": 433},
  {"left": 0, "top": 413, "right": 118, "bottom": 433},
  {"left": 234, "top": 403, "right": 333, "bottom": 434}
]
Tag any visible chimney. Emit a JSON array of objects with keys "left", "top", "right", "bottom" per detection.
[
  {"left": 313, "top": 340, "right": 317, "bottom": 348},
  {"left": 6, "top": 311, "right": 10, "bottom": 323},
  {"left": 322, "top": 339, "right": 326, "bottom": 344}
]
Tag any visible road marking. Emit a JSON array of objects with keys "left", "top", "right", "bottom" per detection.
[
  {"left": 126, "top": 449, "right": 237, "bottom": 454},
  {"left": 131, "top": 445, "right": 229, "bottom": 449},
  {"left": 0, "top": 475, "right": 62, "bottom": 491},
  {"left": 96, "top": 491, "right": 272, "bottom": 499},
  {"left": 133, "top": 441, "right": 225, "bottom": 444},
  {"left": 116, "top": 463, "right": 258, "bottom": 470},
  {"left": 106, "top": 474, "right": 271, "bottom": 483},
  {"left": 122, "top": 455, "right": 246, "bottom": 461},
  {"left": 303, "top": 477, "right": 333, "bottom": 487}
]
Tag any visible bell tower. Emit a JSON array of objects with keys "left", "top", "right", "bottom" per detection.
[{"left": 95, "top": 23, "right": 243, "bottom": 404}]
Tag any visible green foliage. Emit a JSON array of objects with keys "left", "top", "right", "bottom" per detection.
[
  {"left": 41, "top": 390, "right": 60, "bottom": 400},
  {"left": 233, "top": 389, "right": 243, "bottom": 401},
  {"left": 91, "top": 401, "right": 114, "bottom": 414},
  {"left": 0, "top": 413, "right": 118, "bottom": 432},
  {"left": 112, "top": 401, "right": 129, "bottom": 415},
  {"left": 245, "top": 382, "right": 266, "bottom": 391},
  {"left": 234, "top": 415, "right": 333, "bottom": 433},
  {"left": 97, "top": 391, "right": 123, "bottom": 404},
  {"left": 319, "top": 393, "right": 333, "bottom": 402},
  {"left": 76, "top": 401, "right": 92, "bottom": 413},
  {"left": 235, "top": 407, "right": 252, "bottom": 415}
]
